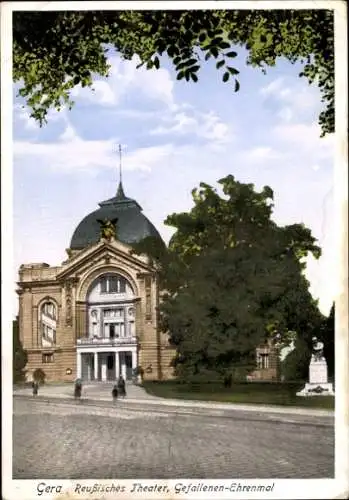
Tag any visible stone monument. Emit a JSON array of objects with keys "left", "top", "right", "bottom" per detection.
[{"left": 296, "top": 336, "right": 335, "bottom": 396}]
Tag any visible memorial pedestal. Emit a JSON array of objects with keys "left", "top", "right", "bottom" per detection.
[{"left": 297, "top": 358, "right": 334, "bottom": 397}]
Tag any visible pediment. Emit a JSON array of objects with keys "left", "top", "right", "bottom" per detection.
[{"left": 56, "top": 239, "right": 153, "bottom": 282}]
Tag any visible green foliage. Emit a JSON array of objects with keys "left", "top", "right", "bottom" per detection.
[
  {"left": 32, "top": 368, "right": 46, "bottom": 385},
  {"left": 281, "top": 338, "right": 312, "bottom": 382},
  {"left": 142, "top": 380, "right": 334, "bottom": 409},
  {"left": 130, "top": 235, "right": 168, "bottom": 269},
  {"left": 13, "top": 10, "right": 334, "bottom": 135},
  {"left": 13, "top": 318, "right": 27, "bottom": 383},
  {"left": 136, "top": 175, "right": 323, "bottom": 381},
  {"left": 320, "top": 303, "right": 335, "bottom": 378}
]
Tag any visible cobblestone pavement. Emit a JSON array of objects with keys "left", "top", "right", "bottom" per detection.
[{"left": 13, "top": 398, "right": 334, "bottom": 480}]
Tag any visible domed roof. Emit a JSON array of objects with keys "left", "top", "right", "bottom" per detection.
[{"left": 70, "top": 182, "right": 163, "bottom": 250}]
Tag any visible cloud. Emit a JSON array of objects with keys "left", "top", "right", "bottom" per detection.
[
  {"left": 111, "top": 108, "right": 163, "bottom": 120},
  {"left": 273, "top": 122, "right": 334, "bottom": 159},
  {"left": 86, "top": 80, "right": 117, "bottom": 105},
  {"left": 304, "top": 190, "right": 335, "bottom": 315},
  {"left": 260, "top": 76, "right": 321, "bottom": 123},
  {"left": 240, "top": 146, "right": 283, "bottom": 163},
  {"left": 152, "top": 112, "right": 197, "bottom": 135},
  {"left": 121, "top": 143, "right": 175, "bottom": 173},
  {"left": 14, "top": 125, "right": 117, "bottom": 173},
  {"left": 277, "top": 106, "right": 293, "bottom": 123},
  {"left": 14, "top": 124, "right": 175, "bottom": 174},
  {"left": 71, "top": 54, "right": 174, "bottom": 109},
  {"left": 150, "top": 109, "right": 232, "bottom": 145},
  {"left": 260, "top": 77, "right": 285, "bottom": 96},
  {"left": 58, "top": 123, "right": 77, "bottom": 142}
]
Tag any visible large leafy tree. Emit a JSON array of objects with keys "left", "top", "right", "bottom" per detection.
[
  {"left": 140, "top": 176, "right": 323, "bottom": 380},
  {"left": 13, "top": 9, "right": 334, "bottom": 135},
  {"left": 320, "top": 302, "right": 335, "bottom": 379}
]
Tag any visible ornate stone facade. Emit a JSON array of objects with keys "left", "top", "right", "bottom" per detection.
[{"left": 17, "top": 240, "right": 175, "bottom": 382}]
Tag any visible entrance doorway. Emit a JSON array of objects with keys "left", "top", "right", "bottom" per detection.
[
  {"left": 125, "top": 352, "right": 133, "bottom": 380},
  {"left": 81, "top": 353, "right": 94, "bottom": 381},
  {"left": 107, "top": 354, "right": 115, "bottom": 381}
]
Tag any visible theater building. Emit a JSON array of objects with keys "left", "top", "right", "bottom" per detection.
[
  {"left": 17, "top": 179, "right": 278, "bottom": 383},
  {"left": 17, "top": 181, "right": 175, "bottom": 382}
]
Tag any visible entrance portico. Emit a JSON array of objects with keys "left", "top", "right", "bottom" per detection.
[
  {"left": 75, "top": 269, "right": 139, "bottom": 382},
  {"left": 77, "top": 345, "right": 137, "bottom": 381}
]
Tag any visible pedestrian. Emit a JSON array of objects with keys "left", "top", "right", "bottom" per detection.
[
  {"left": 32, "top": 381, "right": 39, "bottom": 396},
  {"left": 117, "top": 375, "right": 126, "bottom": 398},
  {"left": 74, "top": 378, "right": 82, "bottom": 400},
  {"left": 112, "top": 384, "right": 118, "bottom": 402}
]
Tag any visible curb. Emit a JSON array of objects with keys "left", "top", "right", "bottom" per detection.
[{"left": 13, "top": 392, "right": 334, "bottom": 419}]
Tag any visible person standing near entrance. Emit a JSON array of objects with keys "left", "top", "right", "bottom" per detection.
[
  {"left": 112, "top": 384, "right": 118, "bottom": 402},
  {"left": 117, "top": 375, "right": 126, "bottom": 398},
  {"left": 74, "top": 378, "right": 82, "bottom": 400},
  {"left": 32, "top": 381, "right": 39, "bottom": 396}
]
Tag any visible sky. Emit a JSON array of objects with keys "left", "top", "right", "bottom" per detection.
[{"left": 13, "top": 45, "right": 335, "bottom": 317}]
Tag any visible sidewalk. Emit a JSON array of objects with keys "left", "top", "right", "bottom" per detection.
[{"left": 13, "top": 382, "right": 334, "bottom": 417}]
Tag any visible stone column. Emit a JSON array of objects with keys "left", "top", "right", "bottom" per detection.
[
  {"left": 135, "top": 299, "right": 142, "bottom": 340},
  {"left": 101, "top": 355, "right": 107, "bottom": 381},
  {"left": 86, "top": 357, "right": 90, "bottom": 380},
  {"left": 77, "top": 352, "right": 82, "bottom": 378},
  {"left": 120, "top": 352, "right": 126, "bottom": 379},
  {"left": 94, "top": 352, "right": 99, "bottom": 380},
  {"left": 115, "top": 352, "right": 120, "bottom": 379},
  {"left": 132, "top": 349, "right": 137, "bottom": 370}
]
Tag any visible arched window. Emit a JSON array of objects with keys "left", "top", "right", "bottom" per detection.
[
  {"left": 100, "top": 274, "right": 127, "bottom": 294},
  {"left": 40, "top": 300, "right": 57, "bottom": 347},
  {"left": 86, "top": 273, "right": 135, "bottom": 339}
]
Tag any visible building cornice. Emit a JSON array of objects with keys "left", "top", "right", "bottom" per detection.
[
  {"left": 57, "top": 241, "right": 155, "bottom": 281},
  {"left": 17, "top": 280, "right": 60, "bottom": 289}
]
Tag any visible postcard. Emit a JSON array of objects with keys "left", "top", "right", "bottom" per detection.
[{"left": 1, "top": 1, "right": 348, "bottom": 499}]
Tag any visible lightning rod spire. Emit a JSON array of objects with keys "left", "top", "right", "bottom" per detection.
[{"left": 116, "top": 144, "right": 126, "bottom": 199}]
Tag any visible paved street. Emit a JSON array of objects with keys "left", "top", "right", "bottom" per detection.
[{"left": 13, "top": 397, "right": 334, "bottom": 479}]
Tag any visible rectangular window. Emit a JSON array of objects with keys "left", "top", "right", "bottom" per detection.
[
  {"left": 119, "top": 278, "right": 126, "bottom": 293},
  {"left": 110, "top": 324, "right": 116, "bottom": 339},
  {"left": 257, "top": 353, "right": 269, "bottom": 369},
  {"left": 100, "top": 277, "right": 107, "bottom": 293},
  {"left": 101, "top": 276, "right": 126, "bottom": 293},
  {"left": 103, "top": 308, "right": 123, "bottom": 319},
  {"left": 117, "top": 323, "right": 122, "bottom": 337},
  {"left": 109, "top": 276, "right": 118, "bottom": 293},
  {"left": 42, "top": 353, "right": 54, "bottom": 363}
]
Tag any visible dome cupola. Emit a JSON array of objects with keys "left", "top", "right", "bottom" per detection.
[{"left": 70, "top": 156, "right": 162, "bottom": 250}]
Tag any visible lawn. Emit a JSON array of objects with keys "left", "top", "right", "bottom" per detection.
[{"left": 142, "top": 380, "right": 335, "bottom": 410}]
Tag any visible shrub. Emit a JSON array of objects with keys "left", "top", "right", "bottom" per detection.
[
  {"left": 13, "top": 318, "right": 27, "bottom": 383},
  {"left": 133, "top": 366, "right": 144, "bottom": 377}
]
